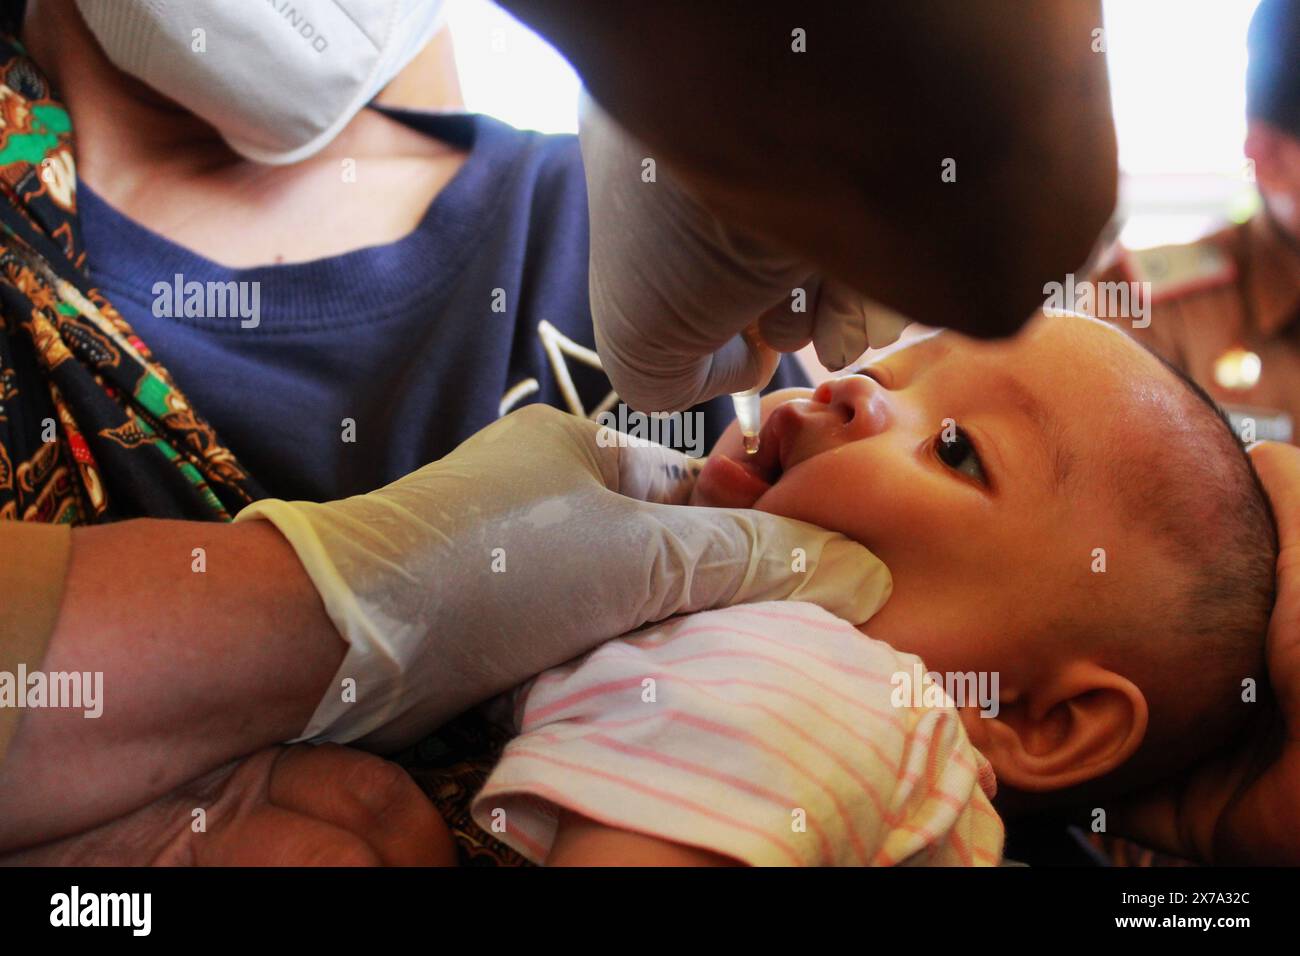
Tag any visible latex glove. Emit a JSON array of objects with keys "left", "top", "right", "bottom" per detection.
[
  {"left": 580, "top": 98, "right": 909, "bottom": 413},
  {"left": 235, "top": 405, "right": 891, "bottom": 751}
]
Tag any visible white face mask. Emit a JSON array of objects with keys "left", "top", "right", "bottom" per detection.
[{"left": 74, "top": 0, "right": 447, "bottom": 164}]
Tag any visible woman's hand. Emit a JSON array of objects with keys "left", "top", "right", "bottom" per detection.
[
  {"left": 2, "top": 744, "right": 452, "bottom": 866},
  {"left": 1115, "top": 441, "right": 1300, "bottom": 863},
  {"left": 1203, "top": 441, "right": 1300, "bottom": 863}
]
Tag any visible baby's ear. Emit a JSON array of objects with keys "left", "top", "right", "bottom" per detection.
[{"left": 963, "top": 661, "right": 1148, "bottom": 793}]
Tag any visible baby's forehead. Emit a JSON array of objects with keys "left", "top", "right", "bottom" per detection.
[
  {"left": 887, "top": 313, "right": 1181, "bottom": 427},
  {"left": 973, "top": 312, "right": 1170, "bottom": 396},
  {"left": 1003, "top": 310, "right": 1141, "bottom": 359},
  {"left": 957, "top": 314, "right": 1193, "bottom": 475}
]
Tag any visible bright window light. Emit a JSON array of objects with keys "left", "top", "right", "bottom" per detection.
[
  {"left": 445, "top": 0, "right": 580, "bottom": 134},
  {"left": 1103, "top": 0, "right": 1264, "bottom": 247},
  {"left": 1104, "top": 0, "right": 1258, "bottom": 175}
]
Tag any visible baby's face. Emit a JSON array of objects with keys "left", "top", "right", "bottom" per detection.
[{"left": 693, "top": 312, "right": 1190, "bottom": 681}]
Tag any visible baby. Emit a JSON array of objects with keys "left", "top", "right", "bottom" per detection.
[{"left": 468, "top": 311, "right": 1278, "bottom": 866}]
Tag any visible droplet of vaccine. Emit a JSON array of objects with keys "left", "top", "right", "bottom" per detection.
[
  {"left": 743, "top": 432, "right": 760, "bottom": 455},
  {"left": 1213, "top": 347, "right": 1262, "bottom": 391}
]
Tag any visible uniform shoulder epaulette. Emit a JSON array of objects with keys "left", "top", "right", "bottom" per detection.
[{"left": 1123, "top": 237, "right": 1237, "bottom": 304}]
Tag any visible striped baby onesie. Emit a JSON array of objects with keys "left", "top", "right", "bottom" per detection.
[{"left": 471, "top": 601, "right": 1003, "bottom": 866}]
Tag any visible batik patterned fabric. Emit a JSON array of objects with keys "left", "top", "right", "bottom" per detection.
[
  {"left": 1, "top": 33, "right": 532, "bottom": 865},
  {"left": 398, "top": 712, "right": 533, "bottom": 867},
  {"left": 0, "top": 34, "right": 263, "bottom": 523}
]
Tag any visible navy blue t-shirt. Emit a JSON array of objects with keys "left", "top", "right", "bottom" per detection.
[{"left": 79, "top": 109, "right": 808, "bottom": 503}]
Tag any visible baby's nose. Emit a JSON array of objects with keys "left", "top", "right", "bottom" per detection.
[{"left": 812, "top": 374, "right": 890, "bottom": 439}]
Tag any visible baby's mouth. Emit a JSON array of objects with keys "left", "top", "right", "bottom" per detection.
[{"left": 692, "top": 413, "right": 786, "bottom": 509}]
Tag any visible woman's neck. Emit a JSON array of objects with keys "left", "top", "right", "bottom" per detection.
[{"left": 24, "top": 0, "right": 469, "bottom": 267}]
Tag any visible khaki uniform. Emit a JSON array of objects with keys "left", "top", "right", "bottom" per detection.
[
  {"left": 1091, "top": 215, "right": 1300, "bottom": 442},
  {"left": 0, "top": 524, "right": 70, "bottom": 765}
]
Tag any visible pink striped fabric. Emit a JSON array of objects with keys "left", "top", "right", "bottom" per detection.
[{"left": 470, "top": 601, "right": 1004, "bottom": 866}]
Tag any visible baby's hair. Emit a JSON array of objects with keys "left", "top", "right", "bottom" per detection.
[{"left": 1109, "top": 343, "right": 1278, "bottom": 784}]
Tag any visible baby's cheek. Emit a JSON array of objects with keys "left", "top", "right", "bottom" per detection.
[
  {"left": 754, "top": 446, "right": 920, "bottom": 562},
  {"left": 755, "top": 476, "right": 861, "bottom": 540}
]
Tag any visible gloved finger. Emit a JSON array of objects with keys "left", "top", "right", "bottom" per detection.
[
  {"left": 695, "top": 329, "right": 772, "bottom": 404},
  {"left": 863, "top": 301, "right": 910, "bottom": 349},
  {"left": 811, "top": 279, "right": 870, "bottom": 372},
  {"left": 609, "top": 434, "right": 704, "bottom": 505},
  {"left": 739, "top": 329, "right": 782, "bottom": 393},
  {"left": 448, "top": 405, "right": 705, "bottom": 504},
  {"left": 592, "top": 313, "right": 713, "bottom": 414},
  {"left": 621, "top": 501, "right": 893, "bottom": 626},
  {"left": 417, "top": 404, "right": 620, "bottom": 492},
  {"left": 757, "top": 275, "right": 819, "bottom": 352},
  {"left": 573, "top": 403, "right": 892, "bottom": 624},
  {"left": 582, "top": 98, "right": 809, "bottom": 412},
  {"left": 811, "top": 278, "right": 910, "bottom": 372}
]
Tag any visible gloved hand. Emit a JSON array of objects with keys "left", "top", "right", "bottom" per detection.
[
  {"left": 235, "top": 405, "right": 892, "bottom": 750},
  {"left": 580, "top": 98, "right": 909, "bottom": 414}
]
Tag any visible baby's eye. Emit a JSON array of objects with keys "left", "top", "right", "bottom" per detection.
[{"left": 935, "top": 426, "right": 987, "bottom": 484}]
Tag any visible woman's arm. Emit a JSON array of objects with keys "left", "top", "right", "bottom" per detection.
[
  {"left": 0, "top": 517, "right": 345, "bottom": 852},
  {"left": 1, "top": 408, "right": 888, "bottom": 853}
]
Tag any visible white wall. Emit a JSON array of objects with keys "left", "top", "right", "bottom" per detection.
[
  {"left": 1103, "top": 0, "right": 1264, "bottom": 247},
  {"left": 445, "top": 0, "right": 580, "bottom": 134}
]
